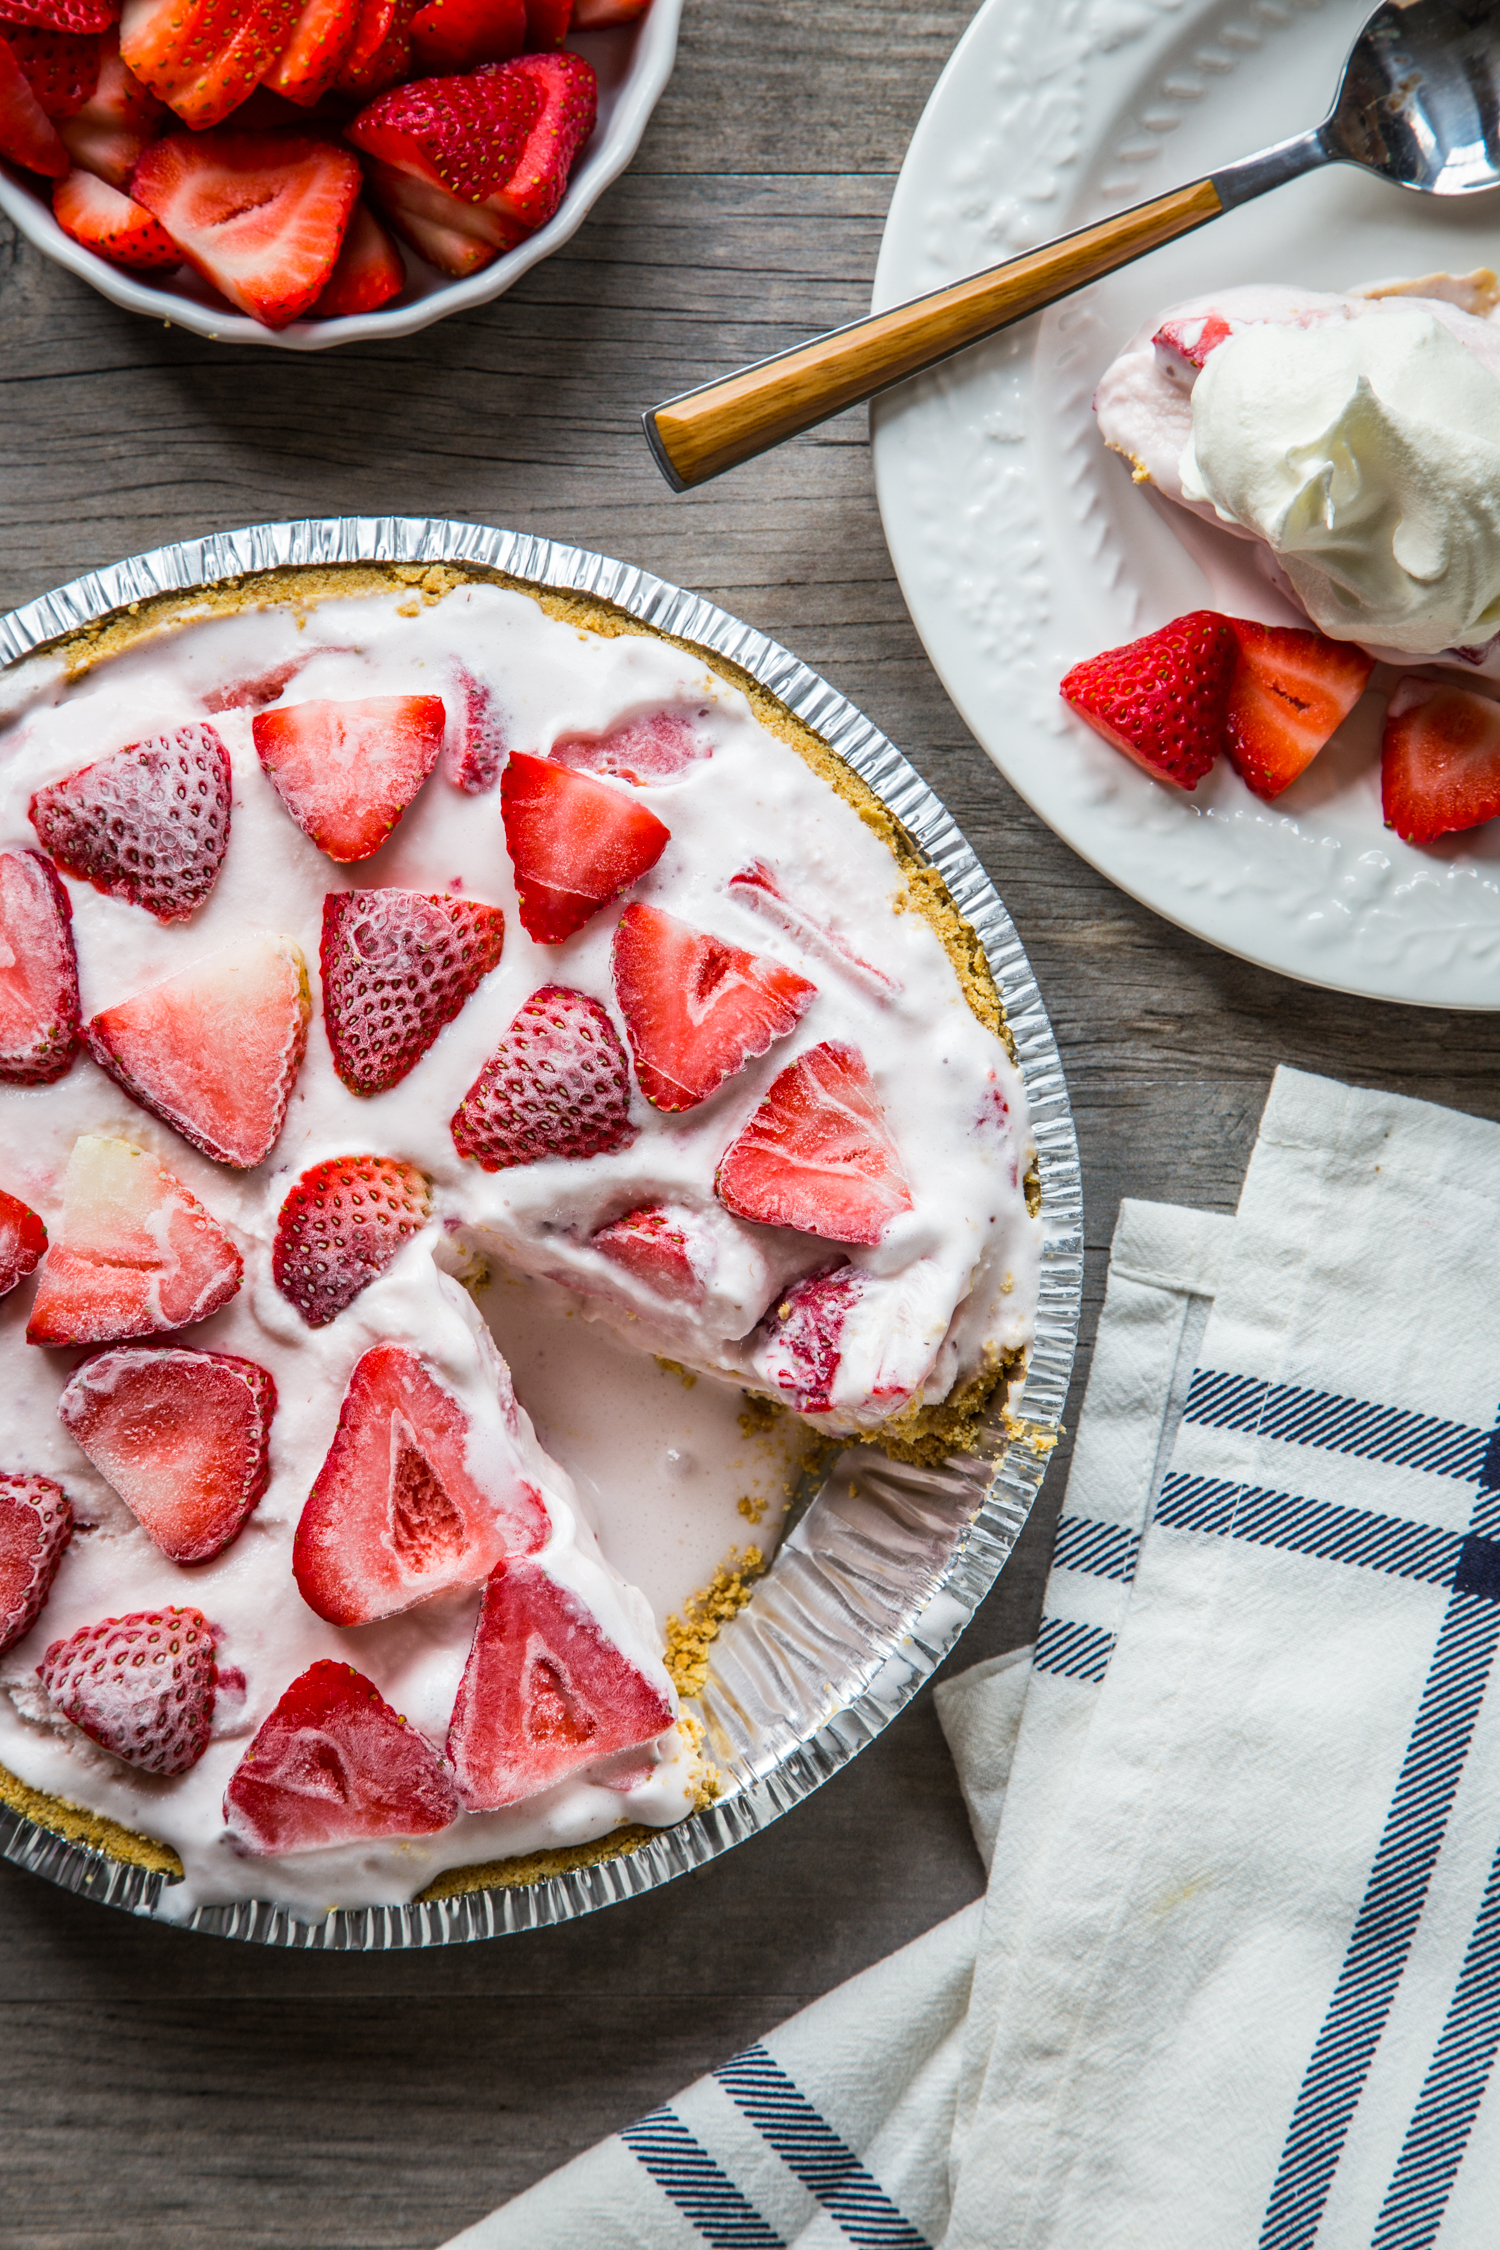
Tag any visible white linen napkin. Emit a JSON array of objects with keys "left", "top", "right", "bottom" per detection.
[{"left": 443, "top": 1067, "right": 1500, "bottom": 2250}]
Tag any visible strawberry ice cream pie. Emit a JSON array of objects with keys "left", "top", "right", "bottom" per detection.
[{"left": 0, "top": 557, "right": 1038, "bottom": 1920}]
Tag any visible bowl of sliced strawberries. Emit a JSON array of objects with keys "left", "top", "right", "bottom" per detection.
[{"left": 0, "top": 0, "right": 679, "bottom": 346}]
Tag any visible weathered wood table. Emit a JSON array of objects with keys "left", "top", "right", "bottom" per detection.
[{"left": 4, "top": 5, "right": 1499, "bottom": 2243}]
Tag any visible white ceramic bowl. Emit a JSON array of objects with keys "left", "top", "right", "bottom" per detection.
[{"left": 0, "top": 1, "right": 681, "bottom": 351}]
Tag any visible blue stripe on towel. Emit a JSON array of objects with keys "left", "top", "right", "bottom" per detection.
[
  {"left": 1156, "top": 1472, "right": 1465, "bottom": 1585},
  {"left": 621, "top": 2106, "right": 788, "bottom": 2248},
  {"left": 1051, "top": 1515, "right": 1140, "bottom": 1583},
  {"left": 1183, "top": 1372, "right": 1487, "bottom": 1482},
  {"left": 714, "top": 2044, "right": 929, "bottom": 2249},
  {"left": 1033, "top": 1617, "right": 1115, "bottom": 1683}
]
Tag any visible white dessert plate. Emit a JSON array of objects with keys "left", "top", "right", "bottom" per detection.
[
  {"left": 872, "top": 0, "right": 1500, "bottom": 1010},
  {"left": 0, "top": 2, "right": 679, "bottom": 352}
]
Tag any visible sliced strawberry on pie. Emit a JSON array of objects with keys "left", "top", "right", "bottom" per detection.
[
  {"left": 444, "top": 667, "right": 505, "bottom": 792},
  {"left": 311, "top": 197, "right": 404, "bottom": 316},
  {"left": 451, "top": 982, "right": 635, "bottom": 1169},
  {"left": 592, "top": 1204, "right": 705, "bottom": 1305},
  {"left": 29, "top": 722, "right": 231, "bottom": 922},
  {"left": 0, "top": 31, "right": 69, "bottom": 171},
  {"left": 1382, "top": 678, "right": 1500, "bottom": 844},
  {"left": 253, "top": 694, "right": 446, "bottom": 859},
  {"left": 272, "top": 1155, "right": 432, "bottom": 1327},
  {"left": 410, "top": 0, "right": 525, "bottom": 73},
  {"left": 59, "top": 1346, "right": 275, "bottom": 1563},
  {"left": 262, "top": 0, "right": 360, "bottom": 103},
  {"left": 130, "top": 129, "right": 361, "bottom": 328},
  {"left": 500, "top": 751, "right": 670, "bottom": 943},
  {"left": 447, "top": 1556, "right": 673, "bottom": 1811},
  {"left": 5, "top": 25, "right": 104, "bottom": 116},
  {"left": 53, "top": 164, "right": 179, "bottom": 266},
  {"left": 551, "top": 708, "right": 709, "bottom": 785},
  {"left": 0, "top": 1190, "right": 47, "bottom": 1297},
  {"left": 27, "top": 1134, "right": 242, "bottom": 1347},
  {"left": 1223, "top": 619, "right": 1374, "bottom": 800},
  {"left": 484, "top": 49, "right": 594, "bottom": 231},
  {"left": 57, "top": 38, "right": 163, "bottom": 186},
  {"left": 0, "top": 1472, "right": 73, "bottom": 1658},
  {"left": 1060, "top": 609, "right": 1236, "bottom": 789},
  {"left": 321, "top": 888, "right": 505, "bottom": 1094},
  {"left": 38, "top": 1605, "right": 216, "bottom": 1775},
  {"left": 755, "top": 1263, "right": 860, "bottom": 1415},
  {"left": 716, "top": 1040, "right": 913, "bottom": 1247},
  {"left": 612, "top": 902, "right": 817, "bottom": 1113},
  {"left": 224, "top": 1659, "right": 459, "bottom": 1854},
  {"left": 0, "top": 849, "right": 80, "bottom": 1085}
]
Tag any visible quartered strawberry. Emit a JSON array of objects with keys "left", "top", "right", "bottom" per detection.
[
  {"left": 612, "top": 902, "right": 816, "bottom": 1113},
  {"left": 5, "top": 24, "right": 103, "bottom": 114},
  {"left": 224, "top": 1659, "right": 458, "bottom": 1853},
  {"left": 521, "top": 0, "right": 569, "bottom": 41},
  {"left": 262, "top": 0, "right": 360, "bottom": 103},
  {"left": 311, "top": 196, "right": 404, "bottom": 315},
  {"left": 1224, "top": 619, "right": 1374, "bottom": 800},
  {"left": 29, "top": 722, "right": 231, "bottom": 922},
  {"left": 0, "top": 1190, "right": 47, "bottom": 1296},
  {"left": 487, "top": 49, "right": 593, "bottom": 228},
  {"left": 59, "top": 1346, "right": 275, "bottom": 1563},
  {"left": 1382, "top": 678, "right": 1500, "bottom": 843},
  {"left": 447, "top": 1556, "right": 673, "bottom": 1811},
  {"left": 53, "top": 164, "right": 179, "bottom": 266},
  {"left": 38, "top": 1605, "right": 215, "bottom": 1775},
  {"left": 551, "top": 707, "right": 709, "bottom": 784},
  {"left": 27, "top": 1134, "right": 242, "bottom": 1347},
  {"left": 1061, "top": 610, "right": 1235, "bottom": 789},
  {"left": 321, "top": 888, "right": 505, "bottom": 1094},
  {"left": 120, "top": 0, "right": 290, "bottom": 125},
  {"left": 716, "top": 1040, "right": 913, "bottom": 1247},
  {"left": 346, "top": 55, "right": 539, "bottom": 199},
  {"left": 0, "top": 0, "right": 119, "bottom": 29},
  {"left": 272, "top": 1155, "right": 432, "bottom": 1326},
  {"left": 359, "top": 153, "right": 523, "bottom": 273},
  {"left": 169, "top": 0, "right": 302, "bottom": 130},
  {"left": 56, "top": 42, "right": 163, "bottom": 187},
  {"left": 253, "top": 694, "right": 446, "bottom": 858},
  {"left": 331, "top": 0, "right": 404, "bottom": 80},
  {"left": 0, "top": 1472, "right": 72, "bottom": 1657},
  {"left": 592, "top": 1204, "right": 704, "bottom": 1305},
  {"left": 293, "top": 1343, "right": 548, "bottom": 1626},
  {"left": 451, "top": 982, "right": 634, "bottom": 1170},
  {"left": 0, "top": 849, "right": 80, "bottom": 1084},
  {"left": 444, "top": 667, "right": 505, "bottom": 792},
  {"left": 755, "top": 1264, "right": 859, "bottom": 1414},
  {"left": 501, "top": 751, "right": 670, "bottom": 943},
  {"left": 334, "top": 0, "right": 417, "bottom": 92},
  {"left": 410, "top": 0, "right": 524, "bottom": 72},
  {"left": 131, "top": 130, "right": 361, "bottom": 328},
  {"left": 0, "top": 31, "right": 68, "bottom": 170}
]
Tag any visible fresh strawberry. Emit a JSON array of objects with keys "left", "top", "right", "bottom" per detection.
[
  {"left": 444, "top": 667, "right": 505, "bottom": 792},
  {"left": 1382, "top": 678, "right": 1500, "bottom": 843},
  {"left": 487, "top": 49, "right": 594, "bottom": 229},
  {"left": 450, "top": 982, "right": 634, "bottom": 1169},
  {"left": 59, "top": 1346, "right": 275, "bottom": 1563},
  {"left": 345, "top": 57, "right": 540, "bottom": 201},
  {"left": 131, "top": 130, "right": 361, "bottom": 328},
  {"left": 447, "top": 1556, "right": 673, "bottom": 1811},
  {"left": 262, "top": 0, "right": 359, "bottom": 103},
  {"left": 500, "top": 751, "right": 669, "bottom": 943},
  {"left": 1223, "top": 619, "right": 1374, "bottom": 800},
  {"left": 56, "top": 41, "right": 163, "bottom": 187},
  {"left": 53, "top": 164, "right": 179, "bottom": 266},
  {"left": 330, "top": 0, "right": 398, "bottom": 77},
  {"left": 1060, "top": 610, "right": 1235, "bottom": 789},
  {"left": 410, "top": 0, "right": 524, "bottom": 73},
  {"left": 27, "top": 1134, "right": 242, "bottom": 1347},
  {"left": 612, "top": 902, "right": 817, "bottom": 1113},
  {"left": 163, "top": 0, "right": 300, "bottom": 129},
  {"left": 272, "top": 1154, "right": 431, "bottom": 1326},
  {"left": 551, "top": 709, "right": 709, "bottom": 785},
  {"left": 0, "top": 849, "right": 79, "bottom": 1084},
  {"left": 570, "top": 0, "right": 650, "bottom": 22},
  {"left": 0, "top": 31, "right": 68, "bottom": 169},
  {"left": 521, "top": 0, "right": 568, "bottom": 41},
  {"left": 85, "top": 933, "right": 310, "bottom": 1170},
  {"left": 253, "top": 694, "right": 446, "bottom": 858},
  {"left": 0, "top": 1473, "right": 72, "bottom": 1657},
  {"left": 293, "top": 1342, "right": 548, "bottom": 1625},
  {"left": 119, "top": 0, "right": 245, "bottom": 105},
  {"left": 716, "top": 1040, "right": 913, "bottom": 1247},
  {"left": 0, "top": 1190, "right": 47, "bottom": 1295},
  {"left": 592, "top": 1204, "right": 704, "bottom": 1304},
  {"left": 224, "top": 1659, "right": 458, "bottom": 1853},
  {"left": 321, "top": 888, "right": 505, "bottom": 1094},
  {"left": 5, "top": 24, "right": 102, "bottom": 114},
  {"left": 359, "top": 153, "right": 520, "bottom": 273},
  {"left": 333, "top": 0, "right": 414, "bottom": 91},
  {"left": 755, "top": 1263, "right": 859, "bottom": 1414},
  {"left": 0, "top": 0, "right": 117, "bottom": 30},
  {"left": 38, "top": 1605, "right": 215, "bottom": 1775},
  {"left": 29, "top": 723, "right": 230, "bottom": 922},
  {"left": 311, "top": 196, "right": 404, "bottom": 314}
]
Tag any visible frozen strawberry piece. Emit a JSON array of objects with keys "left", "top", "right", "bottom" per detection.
[
  {"left": 756, "top": 1263, "right": 859, "bottom": 1414},
  {"left": 1382, "top": 678, "right": 1500, "bottom": 843},
  {"left": 360, "top": 152, "right": 522, "bottom": 274},
  {"left": 320, "top": 888, "right": 505, "bottom": 1095},
  {"left": 551, "top": 708, "right": 709, "bottom": 784},
  {"left": 346, "top": 58, "right": 540, "bottom": 200},
  {"left": 312, "top": 197, "right": 404, "bottom": 316},
  {"left": 0, "top": 0, "right": 118, "bottom": 29},
  {"left": 447, "top": 1557, "right": 673, "bottom": 1810},
  {"left": 570, "top": 0, "right": 649, "bottom": 23},
  {"left": 272, "top": 1155, "right": 432, "bottom": 1327},
  {"left": 501, "top": 751, "right": 670, "bottom": 944},
  {"left": 0, "top": 849, "right": 79, "bottom": 1085},
  {"left": 451, "top": 982, "right": 634, "bottom": 1170},
  {"left": 0, "top": 1190, "right": 46, "bottom": 1296},
  {"left": 1061, "top": 610, "right": 1236, "bottom": 790},
  {"left": 53, "top": 166, "right": 179, "bottom": 267},
  {"left": 612, "top": 902, "right": 817, "bottom": 1114},
  {"left": 592, "top": 1203, "right": 705, "bottom": 1305},
  {"left": 522, "top": 0, "right": 569, "bottom": 40},
  {"left": 487, "top": 49, "right": 594, "bottom": 231},
  {"left": 1222, "top": 619, "right": 1374, "bottom": 801},
  {"left": 131, "top": 130, "right": 361, "bottom": 328},
  {"left": 38, "top": 1605, "right": 215, "bottom": 1776},
  {"left": 5, "top": 24, "right": 103, "bottom": 114},
  {"left": 56, "top": 40, "right": 162, "bottom": 188},
  {"left": 411, "top": 0, "right": 524, "bottom": 73},
  {"left": 29, "top": 723, "right": 230, "bottom": 923},
  {"left": 26, "top": 1134, "right": 242, "bottom": 1347},
  {"left": 224, "top": 1659, "right": 458, "bottom": 1854},
  {"left": 1151, "top": 311, "right": 1233, "bottom": 382},
  {"left": 728, "top": 860, "right": 899, "bottom": 999},
  {"left": 0, "top": 32, "right": 68, "bottom": 170},
  {"left": 203, "top": 658, "right": 311, "bottom": 714},
  {"left": 716, "top": 1040, "right": 912, "bottom": 1248},
  {"left": 58, "top": 1346, "right": 275, "bottom": 1563},
  {"left": 263, "top": 0, "right": 360, "bottom": 103},
  {"left": 0, "top": 1473, "right": 73, "bottom": 1657},
  {"left": 334, "top": 0, "right": 416, "bottom": 92},
  {"left": 253, "top": 695, "right": 446, "bottom": 859},
  {"left": 445, "top": 667, "right": 505, "bottom": 792}
]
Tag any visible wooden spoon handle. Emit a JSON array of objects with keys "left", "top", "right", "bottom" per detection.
[{"left": 645, "top": 177, "right": 1225, "bottom": 491}]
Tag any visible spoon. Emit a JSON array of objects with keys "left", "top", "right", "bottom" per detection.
[{"left": 643, "top": 0, "right": 1500, "bottom": 492}]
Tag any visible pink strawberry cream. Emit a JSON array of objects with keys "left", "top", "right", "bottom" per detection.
[{"left": 0, "top": 573, "right": 1037, "bottom": 1918}]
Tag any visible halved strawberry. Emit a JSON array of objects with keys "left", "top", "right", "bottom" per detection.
[
  {"left": 1382, "top": 678, "right": 1500, "bottom": 843},
  {"left": 262, "top": 0, "right": 359, "bottom": 103},
  {"left": 411, "top": 0, "right": 524, "bottom": 72},
  {"left": 0, "top": 1472, "right": 72, "bottom": 1657},
  {"left": 30, "top": 723, "right": 230, "bottom": 922},
  {"left": 451, "top": 982, "right": 634, "bottom": 1170},
  {"left": 612, "top": 902, "right": 817, "bottom": 1114},
  {"left": 0, "top": 31, "right": 68, "bottom": 170},
  {"left": 0, "top": 1190, "right": 47, "bottom": 1295},
  {"left": 58, "top": 1346, "right": 275, "bottom": 1563},
  {"left": 332, "top": 0, "right": 414, "bottom": 91},
  {"left": 755, "top": 1263, "right": 857, "bottom": 1414},
  {"left": 487, "top": 49, "right": 594, "bottom": 230},
  {"left": 521, "top": 0, "right": 568, "bottom": 41},
  {"left": 224, "top": 1659, "right": 458, "bottom": 1853},
  {"left": 0, "top": 849, "right": 79, "bottom": 1084},
  {"left": 293, "top": 1342, "right": 548, "bottom": 1626},
  {"left": 551, "top": 708, "right": 709, "bottom": 784},
  {"left": 162, "top": 0, "right": 300, "bottom": 129},
  {"left": 1223, "top": 619, "right": 1374, "bottom": 800},
  {"left": 500, "top": 751, "right": 670, "bottom": 943},
  {"left": 85, "top": 933, "right": 310, "bottom": 1170},
  {"left": 27, "top": 1134, "right": 242, "bottom": 1347},
  {"left": 0, "top": 0, "right": 118, "bottom": 28},
  {"left": 311, "top": 195, "right": 404, "bottom": 315},
  {"left": 53, "top": 165, "right": 179, "bottom": 266},
  {"left": 38, "top": 1605, "right": 215, "bottom": 1775},
  {"left": 716, "top": 1041, "right": 912, "bottom": 1247},
  {"left": 131, "top": 130, "right": 361, "bottom": 329},
  {"left": 1061, "top": 610, "right": 1235, "bottom": 789},
  {"left": 592, "top": 1204, "right": 704, "bottom": 1304},
  {"left": 272, "top": 1154, "right": 432, "bottom": 1326},
  {"left": 447, "top": 1556, "right": 673, "bottom": 1811},
  {"left": 445, "top": 666, "right": 504, "bottom": 792},
  {"left": 57, "top": 40, "right": 163, "bottom": 187},
  {"left": 571, "top": 0, "right": 650, "bottom": 22},
  {"left": 360, "top": 152, "right": 520, "bottom": 273},
  {"left": 321, "top": 887, "right": 505, "bottom": 1093},
  {"left": 253, "top": 694, "right": 446, "bottom": 858},
  {"left": 5, "top": 24, "right": 103, "bottom": 114}
]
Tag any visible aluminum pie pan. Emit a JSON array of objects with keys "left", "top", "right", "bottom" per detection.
[{"left": 0, "top": 516, "right": 1083, "bottom": 1948}]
